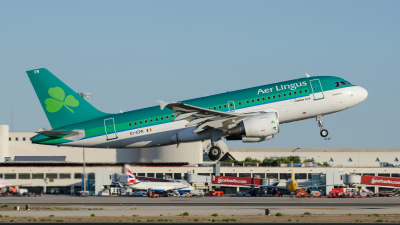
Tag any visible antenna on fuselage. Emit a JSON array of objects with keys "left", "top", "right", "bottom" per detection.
[{"left": 306, "top": 73, "right": 310, "bottom": 78}]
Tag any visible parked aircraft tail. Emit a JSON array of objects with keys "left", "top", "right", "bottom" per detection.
[
  {"left": 26, "top": 68, "right": 109, "bottom": 129},
  {"left": 125, "top": 166, "right": 139, "bottom": 184}
]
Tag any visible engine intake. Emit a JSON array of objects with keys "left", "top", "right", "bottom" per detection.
[{"left": 228, "top": 112, "right": 279, "bottom": 138}]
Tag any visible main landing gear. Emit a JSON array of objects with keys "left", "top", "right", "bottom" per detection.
[
  {"left": 316, "top": 115, "right": 329, "bottom": 137},
  {"left": 208, "top": 146, "right": 222, "bottom": 161}
]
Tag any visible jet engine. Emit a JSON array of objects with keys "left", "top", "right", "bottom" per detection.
[{"left": 226, "top": 112, "right": 279, "bottom": 142}]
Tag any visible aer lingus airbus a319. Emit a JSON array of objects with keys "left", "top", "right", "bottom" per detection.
[{"left": 27, "top": 69, "right": 367, "bottom": 160}]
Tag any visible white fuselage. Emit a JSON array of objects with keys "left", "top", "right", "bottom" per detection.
[
  {"left": 130, "top": 181, "right": 193, "bottom": 193},
  {"left": 63, "top": 86, "right": 367, "bottom": 148}
]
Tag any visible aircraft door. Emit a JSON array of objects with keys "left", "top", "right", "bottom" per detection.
[
  {"left": 104, "top": 118, "right": 118, "bottom": 140},
  {"left": 309, "top": 79, "right": 324, "bottom": 100},
  {"left": 228, "top": 101, "right": 236, "bottom": 112}
]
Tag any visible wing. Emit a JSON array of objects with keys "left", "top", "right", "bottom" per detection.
[{"left": 156, "top": 100, "right": 257, "bottom": 133}]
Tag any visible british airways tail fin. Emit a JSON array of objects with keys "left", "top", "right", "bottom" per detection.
[{"left": 125, "top": 166, "right": 139, "bottom": 184}]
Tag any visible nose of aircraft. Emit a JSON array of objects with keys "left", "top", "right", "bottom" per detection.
[{"left": 358, "top": 86, "right": 368, "bottom": 103}]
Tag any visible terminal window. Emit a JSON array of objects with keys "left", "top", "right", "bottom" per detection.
[
  {"left": 295, "top": 173, "right": 307, "bottom": 179},
  {"left": 0, "top": 174, "right": 3, "bottom": 178},
  {"left": 59, "top": 173, "right": 71, "bottom": 179},
  {"left": 378, "top": 173, "right": 390, "bottom": 177},
  {"left": 252, "top": 173, "right": 265, "bottom": 178},
  {"left": 9, "top": 137, "right": 11, "bottom": 141},
  {"left": 138, "top": 173, "right": 145, "bottom": 177},
  {"left": 223, "top": 173, "right": 237, "bottom": 177},
  {"left": 23, "top": 137, "right": 26, "bottom": 141},
  {"left": 147, "top": 173, "right": 154, "bottom": 178},
  {"left": 174, "top": 173, "right": 182, "bottom": 179},
  {"left": 392, "top": 173, "right": 400, "bottom": 177},
  {"left": 46, "top": 173, "right": 58, "bottom": 179},
  {"left": 18, "top": 173, "right": 30, "bottom": 179},
  {"left": 266, "top": 173, "right": 278, "bottom": 179},
  {"left": 32, "top": 173, "right": 44, "bottom": 179},
  {"left": 279, "top": 173, "right": 291, "bottom": 180},
  {"left": 74, "top": 173, "right": 82, "bottom": 179},
  {"left": 4, "top": 173, "right": 16, "bottom": 179},
  {"left": 15, "top": 137, "right": 18, "bottom": 141},
  {"left": 156, "top": 173, "right": 163, "bottom": 179}
]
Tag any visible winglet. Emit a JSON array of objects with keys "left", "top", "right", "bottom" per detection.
[
  {"left": 306, "top": 73, "right": 310, "bottom": 78},
  {"left": 156, "top": 100, "right": 169, "bottom": 110}
]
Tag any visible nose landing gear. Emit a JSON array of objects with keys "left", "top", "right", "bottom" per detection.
[
  {"left": 208, "top": 146, "right": 222, "bottom": 161},
  {"left": 316, "top": 115, "right": 329, "bottom": 137}
]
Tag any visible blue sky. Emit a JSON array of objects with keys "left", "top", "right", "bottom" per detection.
[{"left": 1, "top": 0, "right": 399, "bottom": 148}]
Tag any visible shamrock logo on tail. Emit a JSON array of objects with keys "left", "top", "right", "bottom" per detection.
[{"left": 45, "top": 87, "right": 79, "bottom": 113}]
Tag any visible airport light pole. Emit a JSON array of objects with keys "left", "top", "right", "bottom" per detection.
[
  {"left": 324, "top": 137, "right": 331, "bottom": 148},
  {"left": 77, "top": 92, "right": 91, "bottom": 193}
]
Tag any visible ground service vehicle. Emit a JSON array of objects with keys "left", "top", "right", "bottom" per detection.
[{"left": 208, "top": 191, "right": 224, "bottom": 196}]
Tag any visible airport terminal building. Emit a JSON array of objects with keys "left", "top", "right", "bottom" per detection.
[{"left": 1, "top": 125, "right": 399, "bottom": 195}]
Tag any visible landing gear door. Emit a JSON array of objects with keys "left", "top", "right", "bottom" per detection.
[
  {"left": 228, "top": 101, "right": 236, "bottom": 112},
  {"left": 309, "top": 79, "right": 324, "bottom": 100},
  {"left": 104, "top": 118, "right": 118, "bottom": 140}
]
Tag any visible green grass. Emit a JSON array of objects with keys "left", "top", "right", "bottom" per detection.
[
  {"left": 56, "top": 220, "right": 64, "bottom": 222},
  {"left": 1, "top": 205, "right": 8, "bottom": 208},
  {"left": 212, "top": 213, "right": 219, "bottom": 217},
  {"left": 348, "top": 213, "right": 352, "bottom": 216},
  {"left": 222, "top": 219, "right": 231, "bottom": 222},
  {"left": 183, "top": 212, "right": 189, "bottom": 216},
  {"left": 64, "top": 208, "right": 73, "bottom": 210},
  {"left": 376, "top": 219, "right": 383, "bottom": 222},
  {"left": 304, "top": 212, "right": 311, "bottom": 215},
  {"left": 231, "top": 219, "right": 237, "bottom": 222},
  {"left": 40, "top": 219, "right": 46, "bottom": 221},
  {"left": 288, "top": 219, "right": 292, "bottom": 221},
  {"left": 91, "top": 214, "right": 95, "bottom": 217},
  {"left": 160, "top": 214, "right": 163, "bottom": 216},
  {"left": 374, "top": 214, "right": 381, "bottom": 217},
  {"left": 9, "top": 220, "right": 14, "bottom": 222},
  {"left": 5, "top": 215, "right": 9, "bottom": 217},
  {"left": 49, "top": 215, "right": 54, "bottom": 217},
  {"left": 194, "top": 218, "right": 199, "bottom": 221},
  {"left": 275, "top": 213, "right": 283, "bottom": 216},
  {"left": 0, "top": 215, "right": 2, "bottom": 217},
  {"left": 137, "top": 220, "right": 142, "bottom": 222}
]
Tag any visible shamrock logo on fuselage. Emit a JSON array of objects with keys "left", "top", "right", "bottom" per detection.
[{"left": 45, "top": 87, "right": 79, "bottom": 113}]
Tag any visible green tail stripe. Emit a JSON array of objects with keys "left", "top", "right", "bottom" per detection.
[{"left": 27, "top": 68, "right": 109, "bottom": 129}]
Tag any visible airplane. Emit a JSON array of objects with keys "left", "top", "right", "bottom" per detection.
[
  {"left": 262, "top": 162, "right": 335, "bottom": 197},
  {"left": 125, "top": 167, "right": 194, "bottom": 195},
  {"left": 27, "top": 68, "right": 368, "bottom": 160}
]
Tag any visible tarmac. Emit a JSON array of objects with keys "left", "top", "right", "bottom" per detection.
[{"left": 1, "top": 195, "right": 399, "bottom": 217}]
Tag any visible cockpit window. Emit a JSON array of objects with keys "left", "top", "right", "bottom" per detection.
[
  {"left": 340, "top": 81, "right": 347, "bottom": 87},
  {"left": 335, "top": 82, "right": 340, "bottom": 88}
]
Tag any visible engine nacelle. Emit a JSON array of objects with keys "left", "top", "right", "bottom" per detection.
[{"left": 228, "top": 112, "right": 279, "bottom": 138}]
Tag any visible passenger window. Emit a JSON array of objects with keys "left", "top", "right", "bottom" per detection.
[
  {"left": 273, "top": 95, "right": 276, "bottom": 99},
  {"left": 262, "top": 97, "right": 265, "bottom": 101},
  {"left": 219, "top": 106, "right": 222, "bottom": 109},
  {"left": 145, "top": 120, "right": 148, "bottom": 123},
  {"left": 299, "top": 90, "right": 302, "bottom": 94},
  {"left": 213, "top": 107, "right": 216, "bottom": 110},
  {"left": 160, "top": 117, "right": 164, "bottom": 120},
  {"left": 267, "top": 96, "right": 271, "bottom": 100},
  {"left": 208, "top": 108, "right": 211, "bottom": 109},
  {"left": 294, "top": 91, "right": 297, "bottom": 95},
  {"left": 155, "top": 118, "right": 158, "bottom": 122},
  {"left": 305, "top": 89, "right": 308, "bottom": 93},
  {"left": 171, "top": 115, "right": 174, "bottom": 118},
  {"left": 230, "top": 103, "right": 233, "bottom": 107},
  {"left": 224, "top": 105, "right": 227, "bottom": 108},
  {"left": 166, "top": 116, "right": 169, "bottom": 119},
  {"left": 289, "top": 92, "right": 292, "bottom": 96},
  {"left": 139, "top": 121, "right": 142, "bottom": 125},
  {"left": 335, "top": 82, "right": 340, "bottom": 88},
  {"left": 257, "top": 98, "right": 260, "bottom": 102},
  {"left": 238, "top": 102, "right": 242, "bottom": 105},
  {"left": 283, "top": 93, "right": 286, "bottom": 97},
  {"left": 129, "top": 123, "right": 132, "bottom": 127},
  {"left": 134, "top": 122, "right": 137, "bottom": 125},
  {"left": 150, "top": 119, "right": 153, "bottom": 123},
  {"left": 340, "top": 81, "right": 347, "bottom": 86},
  {"left": 251, "top": 99, "right": 254, "bottom": 103},
  {"left": 278, "top": 94, "right": 281, "bottom": 98}
]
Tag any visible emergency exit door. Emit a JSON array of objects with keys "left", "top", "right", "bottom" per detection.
[
  {"left": 104, "top": 118, "right": 118, "bottom": 140},
  {"left": 309, "top": 79, "right": 324, "bottom": 100}
]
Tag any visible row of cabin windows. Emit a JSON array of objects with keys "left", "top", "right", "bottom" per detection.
[
  {"left": 208, "top": 89, "right": 308, "bottom": 110},
  {"left": 128, "top": 115, "right": 175, "bottom": 127},
  {"left": 9, "top": 137, "right": 27, "bottom": 141}
]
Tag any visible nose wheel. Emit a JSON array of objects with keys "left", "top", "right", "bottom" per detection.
[
  {"left": 208, "top": 146, "right": 222, "bottom": 161},
  {"left": 316, "top": 115, "right": 329, "bottom": 137}
]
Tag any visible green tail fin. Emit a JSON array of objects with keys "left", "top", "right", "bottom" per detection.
[{"left": 27, "top": 68, "right": 109, "bottom": 129}]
